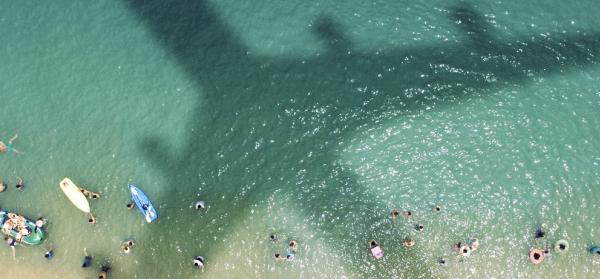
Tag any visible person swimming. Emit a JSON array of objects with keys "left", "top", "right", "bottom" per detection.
[
  {"left": 15, "top": 176, "right": 24, "bottom": 191},
  {"left": 126, "top": 202, "right": 135, "bottom": 210},
  {"left": 98, "top": 264, "right": 111, "bottom": 279},
  {"left": 274, "top": 253, "right": 286, "bottom": 261},
  {"left": 193, "top": 256, "right": 205, "bottom": 270},
  {"left": 0, "top": 134, "right": 21, "bottom": 154},
  {"left": 529, "top": 249, "right": 544, "bottom": 264},
  {"left": 195, "top": 201, "right": 206, "bottom": 210},
  {"left": 44, "top": 249, "right": 54, "bottom": 260},
  {"left": 82, "top": 248, "right": 92, "bottom": 268},
  {"left": 6, "top": 237, "right": 16, "bottom": 259},
  {"left": 289, "top": 240, "right": 298, "bottom": 250},
  {"left": 460, "top": 245, "right": 471, "bottom": 257},
  {"left": 415, "top": 224, "right": 424, "bottom": 232},
  {"left": 535, "top": 227, "right": 545, "bottom": 238},
  {"left": 35, "top": 217, "right": 45, "bottom": 229},
  {"left": 0, "top": 180, "right": 6, "bottom": 192},
  {"left": 88, "top": 214, "right": 97, "bottom": 225},
  {"left": 438, "top": 258, "right": 447, "bottom": 265},
  {"left": 433, "top": 205, "right": 442, "bottom": 212},
  {"left": 269, "top": 234, "right": 278, "bottom": 242},
  {"left": 286, "top": 250, "right": 296, "bottom": 261},
  {"left": 453, "top": 242, "right": 462, "bottom": 252},
  {"left": 6, "top": 237, "right": 17, "bottom": 247},
  {"left": 469, "top": 238, "right": 480, "bottom": 251},
  {"left": 80, "top": 187, "right": 101, "bottom": 199},
  {"left": 121, "top": 240, "right": 135, "bottom": 253},
  {"left": 402, "top": 210, "right": 413, "bottom": 218},
  {"left": 369, "top": 240, "right": 384, "bottom": 259},
  {"left": 391, "top": 209, "right": 399, "bottom": 223},
  {"left": 403, "top": 239, "right": 415, "bottom": 248}
]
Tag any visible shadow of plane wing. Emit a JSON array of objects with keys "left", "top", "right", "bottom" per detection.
[{"left": 121, "top": 0, "right": 600, "bottom": 277}]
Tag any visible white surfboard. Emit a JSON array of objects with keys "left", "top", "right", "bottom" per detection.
[{"left": 59, "top": 177, "right": 90, "bottom": 213}]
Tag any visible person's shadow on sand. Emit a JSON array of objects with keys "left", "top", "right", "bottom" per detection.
[{"left": 122, "top": 0, "right": 600, "bottom": 276}]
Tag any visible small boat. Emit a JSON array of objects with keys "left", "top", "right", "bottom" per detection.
[
  {"left": 0, "top": 210, "right": 44, "bottom": 245},
  {"left": 129, "top": 183, "right": 158, "bottom": 223},
  {"left": 59, "top": 177, "right": 91, "bottom": 213}
]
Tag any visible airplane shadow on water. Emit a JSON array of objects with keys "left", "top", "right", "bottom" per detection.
[{"left": 122, "top": 0, "right": 600, "bottom": 277}]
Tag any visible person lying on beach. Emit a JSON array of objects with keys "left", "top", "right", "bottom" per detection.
[{"left": 0, "top": 134, "right": 22, "bottom": 154}]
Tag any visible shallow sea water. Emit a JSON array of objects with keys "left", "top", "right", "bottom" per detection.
[{"left": 1, "top": 0, "right": 600, "bottom": 278}]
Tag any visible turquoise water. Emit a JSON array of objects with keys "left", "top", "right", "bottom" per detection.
[{"left": 1, "top": 0, "right": 600, "bottom": 278}]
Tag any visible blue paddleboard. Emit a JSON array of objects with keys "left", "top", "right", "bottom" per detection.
[{"left": 129, "top": 183, "right": 158, "bottom": 223}]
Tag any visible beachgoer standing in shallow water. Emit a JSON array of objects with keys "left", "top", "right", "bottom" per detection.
[
  {"left": 402, "top": 210, "right": 413, "bottom": 219},
  {"left": 0, "top": 134, "right": 21, "bottom": 154}
]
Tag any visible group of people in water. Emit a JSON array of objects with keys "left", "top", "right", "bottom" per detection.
[
  {"left": 0, "top": 176, "right": 24, "bottom": 193},
  {"left": 3, "top": 133, "right": 600, "bottom": 277},
  {"left": 271, "top": 235, "right": 298, "bottom": 262},
  {"left": 1, "top": 212, "right": 38, "bottom": 242},
  {"left": 369, "top": 206, "right": 600, "bottom": 267}
]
